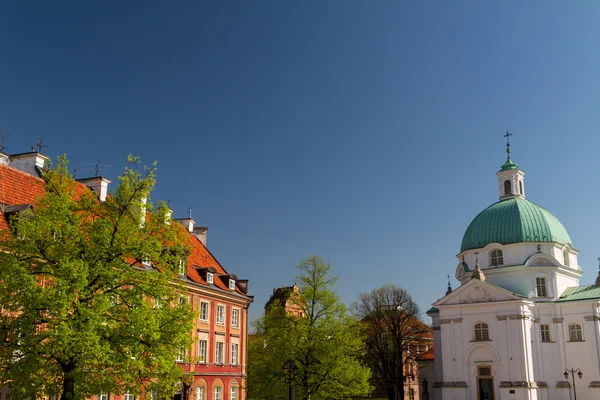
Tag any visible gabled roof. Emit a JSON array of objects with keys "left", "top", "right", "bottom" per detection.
[{"left": 434, "top": 277, "right": 526, "bottom": 307}]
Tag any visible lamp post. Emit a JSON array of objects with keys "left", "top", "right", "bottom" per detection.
[
  {"left": 405, "top": 371, "right": 415, "bottom": 400},
  {"left": 284, "top": 360, "right": 296, "bottom": 400},
  {"left": 564, "top": 367, "right": 582, "bottom": 400}
]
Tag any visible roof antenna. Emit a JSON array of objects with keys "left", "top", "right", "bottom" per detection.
[
  {"left": 188, "top": 207, "right": 192, "bottom": 219},
  {"left": 81, "top": 160, "right": 111, "bottom": 177},
  {"left": 35, "top": 136, "right": 49, "bottom": 153}
]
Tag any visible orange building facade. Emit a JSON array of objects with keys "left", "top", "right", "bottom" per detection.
[{"left": 0, "top": 151, "right": 253, "bottom": 400}]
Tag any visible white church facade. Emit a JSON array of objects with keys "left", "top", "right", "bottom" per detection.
[{"left": 428, "top": 142, "right": 600, "bottom": 400}]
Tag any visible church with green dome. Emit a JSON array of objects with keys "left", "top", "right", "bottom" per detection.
[{"left": 428, "top": 139, "right": 600, "bottom": 400}]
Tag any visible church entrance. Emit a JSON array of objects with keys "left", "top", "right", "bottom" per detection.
[{"left": 477, "top": 366, "right": 495, "bottom": 400}]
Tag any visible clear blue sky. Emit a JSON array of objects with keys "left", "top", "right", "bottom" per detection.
[{"left": 1, "top": 1, "right": 600, "bottom": 324}]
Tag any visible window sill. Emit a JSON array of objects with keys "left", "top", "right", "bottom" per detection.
[
  {"left": 567, "top": 340, "right": 585, "bottom": 343},
  {"left": 470, "top": 339, "right": 492, "bottom": 342},
  {"left": 541, "top": 341, "right": 555, "bottom": 343}
]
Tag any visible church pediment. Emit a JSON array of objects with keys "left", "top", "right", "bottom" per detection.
[{"left": 434, "top": 279, "right": 524, "bottom": 306}]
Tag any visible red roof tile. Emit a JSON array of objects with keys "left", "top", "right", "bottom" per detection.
[{"left": 0, "top": 163, "right": 249, "bottom": 298}]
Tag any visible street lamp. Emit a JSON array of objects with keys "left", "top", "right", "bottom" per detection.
[
  {"left": 564, "top": 367, "right": 582, "bottom": 400},
  {"left": 405, "top": 370, "right": 415, "bottom": 400},
  {"left": 284, "top": 360, "right": 297, "bottom": 400}
]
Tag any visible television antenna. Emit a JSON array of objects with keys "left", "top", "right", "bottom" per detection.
[{"left": 81, "top": 160, "right": 112, "bottom": 177}]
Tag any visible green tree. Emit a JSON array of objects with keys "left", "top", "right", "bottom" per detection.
[
  {"left": 248, "top": 255, "right": 372, "bottom": 400},
  {"left": 0, "top": 156, "right": 195, "bottom": 400},
  {"left": 354, "top": 284, "right": 430, "bottom": 400}
]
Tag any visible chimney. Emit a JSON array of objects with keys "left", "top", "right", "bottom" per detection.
[
  {"left": 175, "top": 218, "right": 195, "bottom": 233},
  {"left": 193, "top": 226, "right": 208, "bottom": 245},
  {"left": 164, "top": 208, "right": 173, "bottom": 225},
  {"left": 76, "top": 177, "right": 111, "bottom": 202},
  {"left": 9, "top": 152, "right": 50, "bottom": 177},
  {"left": 0, "top": 152, "right": 9, "bottom": 165}
]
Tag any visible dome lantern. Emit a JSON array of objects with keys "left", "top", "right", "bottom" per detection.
[{"left": 496, "top": 131, "right": 525, "bottom": 200}]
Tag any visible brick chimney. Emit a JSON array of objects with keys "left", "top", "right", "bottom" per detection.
[
  {"left": 9, "top": 152, "right": 50, "bottom": 177},
  {"left": 76, "top": 177, "right": 111, "bottom": 202}
]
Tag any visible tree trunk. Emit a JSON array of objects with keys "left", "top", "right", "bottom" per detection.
[
  {"left": 60, "top": 362, "right": 76, "bottom": 400},
  {"left": 387, "top": 386, "right": 395, "bottom": 400}
]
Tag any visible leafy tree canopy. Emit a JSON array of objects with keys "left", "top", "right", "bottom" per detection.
[
  {"left": 248, "top": 255, "right": 372, "bottom": 400},
  {"left": 0, "top": 155, "right": 195, "bottom": 400}
]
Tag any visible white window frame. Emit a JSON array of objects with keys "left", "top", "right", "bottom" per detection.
[
  {"left": 229, "top": 386, "right": 237, "bottom": 400},
  {"left": 229, "top": 279, "right": 236, "bottom": 290},
  {"left": 536, "top": 277, "right": 548, "bottom": 297},
  {"left": 178, "top": 258, "right": 186, "bottom": 275},
  {"left": 214, "top": 386, "right": 222, "bottom": 400},
  {"left": 176, "top": 347, "right": 185, "bottom": 362},
  {"left": 124, "top": 391, "right": 135, "bottom": 400},
  {"left": 179, "top": 295, "right": 188, "bottom": 308},
  {"left": 149, "top": 390, "right": 157, "bottom": 400},
  {"left": 215, "top": 341, "right": 224, "bottom": 364},
  {"left": 490, "top": 249, "right": 503, "bottom": 266},
  {"left": 569, "top": 323, "right": 583, "bottom": 341},
  {"left": 196, "top": 387, "right": 204, "bottom": 400},
  {"left": 99, "top": 394, "right": 109, "bottom": 400},
  {"left": 199, "top": 301, "right": 209, "bottom": 322},
  {"left": 141, "top": 255, "right": 151, "bottom": 267},
  {"left": 474, "top": 322, "right": 489, "bottom": 341},
  {"left": 540, "top": 324, "right": 551, "bottom": 342},
  {"left": 231, "top": 309, "right": 239, "bottom": 328},
  {"left": 198, "top": 339, "right": 207, "bottom": 363},
  {"left": 231, "top": 343, "right": 238, "bottom": 365},
  {"left": 207, "top": 272, "right": 214, "bottom": 284},
  {"left": 216, "top": 305, "right": 225, "bottom": 325}
]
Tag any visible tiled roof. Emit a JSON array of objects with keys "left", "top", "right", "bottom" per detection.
[
  {"left": 417, "top": 347, "right": 434, "bottom": 361},
  {"left": 558, "top": 285, "right": 600, "bottom": 302},
  {"left": 0, "top": 162, "right": 248, "bottom": 298}
]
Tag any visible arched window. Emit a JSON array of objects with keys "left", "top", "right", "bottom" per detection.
[
  {"left": 214, "top": 386, "right": 222, "bottom": 400},
  {"left": 569, "top": 323, "right": 583, "bottom": 341},
  {"left": 504, "top": 180, "right": 512, "bottom": 195},
  {"left": 490, "top": 249, "right": 504, "bottom": 266},
  {"left": 563, "top": 248, "right": 570, "bottom": 267},
  {"left": 474, "top": 323, "right": 489, "bottom": 341},
  {"left": 519, "top": 181, "right": 523, "bottom": 195}
]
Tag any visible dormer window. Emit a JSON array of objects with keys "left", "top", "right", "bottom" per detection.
[
  {"left": 141, "top": 255, "right": 151, "bottom": 267},
  {"left": 490, "top": 249, "right": 503, "bottom": 266},
  {"left": 178, "top": 258, "right": 185, "bottom": 276},
  {"left": 229, "top": 279, "right": 236, "bottom": 290},
  {"left": 207, "top": 272, "right": 214, "bottom": 284}
]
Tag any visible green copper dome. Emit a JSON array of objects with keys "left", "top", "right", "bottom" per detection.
[{"left": 461, "top": 198, "right": 572, "bottom": 252}]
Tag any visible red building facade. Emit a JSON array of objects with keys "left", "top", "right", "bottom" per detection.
[{"left": 0, "top": 151, "right": 253, "bottom": 400}]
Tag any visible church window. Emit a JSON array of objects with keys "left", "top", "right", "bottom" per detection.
[
  {"left": 519, "top": 180, "right": 523, "bottom": 195},
  {"left": 474, "top": 323, "right": 489, "bottom": 341},
  {"left": 490, "top": 249, "right": 503, "bottom": 266},
  {"left": 569, "top": 323, "right": 583, "bottom": 341},
  {"left": 536, "top": 278, "right": 547, "bottom": 297},
  {"left": 563, "top": 248, "right": 570, "bottom": 266},
  {"left": 540, "top": 324, "right": 551, "bottom": 342},
  {"left": 504, "top": 180, "right": 512, "bottom": 195}
]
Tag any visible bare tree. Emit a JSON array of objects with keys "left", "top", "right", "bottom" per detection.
[{"left": 354, "top": 284, "right": 430, "bottom": 400}]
